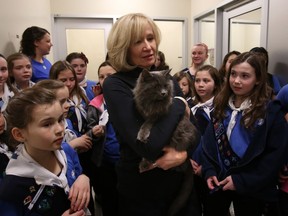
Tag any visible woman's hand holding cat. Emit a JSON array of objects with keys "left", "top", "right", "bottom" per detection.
[{"left": 155, "top": 146, "right": 187, "bottom": 170}]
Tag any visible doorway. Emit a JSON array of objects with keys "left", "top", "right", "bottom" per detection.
[
  {"left": 53, "top": 16, "right": 113, "bottom": 81},
  {"left": 53, "top": 16, "right": 187, "bottom": 80}
]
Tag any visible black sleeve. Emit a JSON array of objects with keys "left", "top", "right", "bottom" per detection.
[
  {"left": 86, "top": 105, "right": 105, "bottom": 166},
  {"left": 103, "top": 75, "right": 186, "bottom": 160}
]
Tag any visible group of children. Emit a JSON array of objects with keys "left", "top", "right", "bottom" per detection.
[
  {"left": 1, "top": 22, "right": 288, "bottom": 216},
  {"left": 0, "top": 47, "right": 120, "bottom": 215},
  {"left": 172, "top": 47, "right": 288, "bottom": 216}
]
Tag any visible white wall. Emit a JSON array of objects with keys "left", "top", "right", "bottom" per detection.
[
  {"left": 0, "top": 0, "right": 52, "bottom": 60},
  {"left": 267, "top": 0, "right": 288, "bottom": 81},
  {"left": 0, "top": 0, "right": 193, "bottom": 64},
  {"left": 1, "top": 0, "right": 288, "bottom": 80},
  {"left": 0, "top": 0, "right": 220, "bottom": 68},
  {"left": 190, "top": 0, "right": 222, "bottom": 66},
  {"left": 50, "top": 0, "right": 192, "bottom": 68}
]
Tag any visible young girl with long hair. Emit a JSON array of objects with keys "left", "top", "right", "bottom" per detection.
[
  {"left": 173, "top": 70, "right": 194, "bottom": 108},
  {"left": 0, "top": 54, "right": 17, "bottom": 112},
  {"left": 200, "top": 52, "right": 288, "bottom": 216},
  {"left": 49, "top": 61, "right": 95, "bottom": 214},
  {"left": 49, "top": 60, "right": 89, "bottom": 136},
  {"left": 7, "top": 53, "right": 35, "bottom": 91},
  {"left": 218, "top": 50, "right": 241, "bottom": 83},
  {"left": 190, "top": 65, "right": 222, "bottom": 215},
  {"left": 87, "top": 61, "right": 120, "bottom": 216}
]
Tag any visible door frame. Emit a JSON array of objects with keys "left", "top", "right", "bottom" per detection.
[
  {"left": 52, "top": 14, "right": 115, "bottom": 61},
  {"left": 52, "top": 14, "right": 188, "bottom": 72},
  {"left": 193, "top": 0, "right": 269, "bottom": 68}
]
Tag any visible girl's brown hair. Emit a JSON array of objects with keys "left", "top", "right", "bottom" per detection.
[
  {"left": 0, "top": 54, "right": 18, "bottom": 94},
  {"left": 7, "top": 53, "right": 31, "bottom": 84},
  {"left": 49, "top": 60, "right": 89, "bottom": 105},
  {"left": 213, "top": 52, "right": 272, "bottom": 128},
  {"left": 4, "top": 86, "right": 57, "bottom": 148},
  {"left": 192, "top": 65, "right": 222, "bottom": 104},
  {"left": 66, "top": 52, "right": 89, "bottom": 65},
  {"left": 173, "top": 71, "right": 194, "bottom": 98},
  {"left": 218, "top": 50, "right": 241, "bottom": 82}
]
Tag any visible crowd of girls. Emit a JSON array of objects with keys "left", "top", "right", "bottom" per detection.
[{"left": 0, "top": 16, "right": 288, "bottom": 216}]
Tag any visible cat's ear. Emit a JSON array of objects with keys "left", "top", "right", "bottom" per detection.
[
  {"left": 141, "top": 69, "right": 152, "bottom": 80},
  {"left": 163, "top": 68, "right": 172, "bottom": 77}
]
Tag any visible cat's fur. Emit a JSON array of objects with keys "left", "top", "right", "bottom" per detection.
[{"left": 133, "top": 68, "right": 199, "bottom": 216}]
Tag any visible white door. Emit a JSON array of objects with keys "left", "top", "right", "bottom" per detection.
[
  {"left": 53, "top": 17, "right": 113, "bottom": 81},
  {"left": 154, "top": 20, "right": 187, "bottom": 75},
  {"left": 53, "top": 17, "right": 187, "bottom": 80}
]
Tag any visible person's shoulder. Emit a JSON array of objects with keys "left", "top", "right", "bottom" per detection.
[
  {"left": 43, "top": 57, "right": 52, "bottom": 65},
  {"left": 266, "top": 100, "right": 287, "bottom": 123},
  {"left": 61, "top": 142, "right": 76, "bottom": 155},
  {"left": 89, "top": 94, "right": 104, "bottom": 107},
  {"left": 104, "top": 68, "right": 142, "bottom": 90},
  {"left": 276, "top": 84, "right": 288, "bottom": 106},
  {"left": 278, "top": 83, "right": 288, "bottom": 95}
]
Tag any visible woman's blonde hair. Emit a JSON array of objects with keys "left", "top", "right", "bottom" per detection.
[{"left": 107, "top": 13, "right": 161, "bottom": 72}]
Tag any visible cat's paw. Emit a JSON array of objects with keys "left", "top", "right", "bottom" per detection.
[
  {"left": 137, "top": 130, "right": 150, "bottom": 143},
  {"left": 139, "top": 158, "right": 157, "bottom": 173}
]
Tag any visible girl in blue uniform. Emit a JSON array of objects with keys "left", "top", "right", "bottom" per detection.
[
  {"left": 190, "top": 65, "right": 222, "bottom": 215},
  {"left": 87, "top": 61, "right": 120, "bottom": 216},
  {"left": 0, "top": 87, "right": 90, "bottom": 216},
  {"left": 200, "top": 52, "right": 288, "bottom": 216}
]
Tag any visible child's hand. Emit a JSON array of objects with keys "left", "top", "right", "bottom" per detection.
[
  {"left": 191, "top": 159, "right": 202, "bottom": 176},
  {"left": 219, "top": 175, "right": 236, "bottom": 191},
  {"left": 207, "top": 176, "right": 220, "bottom": 190},
  {"left": 92, "top": 83, "right": 102, "bottom": 97},
  {"left": 92, "top": 125, "right": 105, "bottom": 137},
  {"left": 69, "top": 174, "right": 90, "bottom": 212},
  {"left": 69, "top": 134, "right": 92, "bottom": 152}
]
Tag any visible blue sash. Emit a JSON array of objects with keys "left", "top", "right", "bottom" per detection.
[{"left": 213, "top": 118, "right": 240, "bottom": 169}]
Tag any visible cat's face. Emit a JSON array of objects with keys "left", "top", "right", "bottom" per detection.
[
  {"left": 138, "top": 69, "right": 173, "bottom": 101},
  {"left": 133, "top": 69, "right": 174, "bottom": 118}
]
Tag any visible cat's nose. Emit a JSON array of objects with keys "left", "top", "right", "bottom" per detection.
[{"left": 161, "top": 90, "right": 168, "bottom": 96}]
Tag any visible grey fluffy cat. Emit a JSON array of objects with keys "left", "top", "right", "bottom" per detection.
[{"left": 133, "top": 68, "right": 199, "bottom": 216}]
